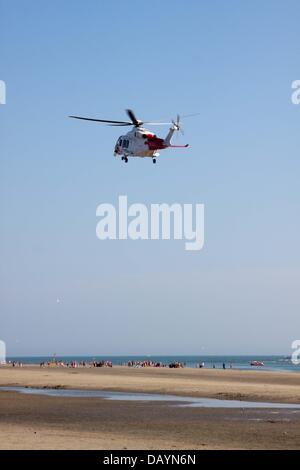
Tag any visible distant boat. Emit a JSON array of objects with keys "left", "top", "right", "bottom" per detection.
[{"left": 250, "top": 360, "right": 264, "bottom": 367}]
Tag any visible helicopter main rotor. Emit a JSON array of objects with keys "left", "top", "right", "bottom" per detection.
[{"left": 69, "top": 109, "right": 173, "bottom": 128}]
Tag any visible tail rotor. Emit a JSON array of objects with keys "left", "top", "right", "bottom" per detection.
[{"left": 172, "top": 114, "right": 184, "bottom": 138}]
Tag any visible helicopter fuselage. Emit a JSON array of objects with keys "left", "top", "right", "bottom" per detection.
[{"left": 114, "top": 127, "right": 168, "bottom": 158}]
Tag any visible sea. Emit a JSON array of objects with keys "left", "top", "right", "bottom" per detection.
[{"left": 5, "top": 355, "right": 299, "bottom": 372}]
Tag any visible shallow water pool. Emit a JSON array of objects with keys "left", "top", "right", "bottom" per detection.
[{"left": 1, "top": 386, "right": 300, "bottom": 409}]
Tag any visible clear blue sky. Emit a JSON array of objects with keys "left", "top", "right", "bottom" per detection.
[{"left": 1, "top": 0, "right": 299, "bottom": 356}]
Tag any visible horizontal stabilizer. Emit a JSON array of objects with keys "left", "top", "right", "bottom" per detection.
[{"left": 169, "top": 144, "right": 189, "bottom": 148}]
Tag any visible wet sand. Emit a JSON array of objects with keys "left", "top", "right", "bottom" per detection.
[
  {"left": 1, "top": 365, "right": 300, "bottom": 402},
  {"left": 0, "top": 366, "right": 300, "bottom": 449},
  {"left": 1, "top": 390, "right": 300, "bottom": 450}
]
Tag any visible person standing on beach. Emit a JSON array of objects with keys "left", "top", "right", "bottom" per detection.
[{"left": 223, "top": 363, "right": 226, "bottom": 369}]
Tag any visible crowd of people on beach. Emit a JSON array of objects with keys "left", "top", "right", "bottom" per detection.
[
  {"left": 36, "top": 359, "right": 189, "bottom": 369},
  {"left": 127, "top": 360, "right": 185, "bottom": 368},
  {"left": 4, "top": 358, "right": 234, "bottom": 370},
  {"left": 6, "top": 361, "right": 23, "bottom": 367},
  {"left": 39, "top": 360, "right": 113, "bottom": 368}
]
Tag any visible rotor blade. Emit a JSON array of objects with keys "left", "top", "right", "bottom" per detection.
[
  {"left": 126, "top": 109, "right": 140, "bottom": 126},
  {"left": 145, "top": 112, "right": 200, "bottom": 124},
  {"left": 181, "top": 112, "right": 201, "bottom": 119},
  {"left": 109, "top": 123, "right": 134, "bottom": 126},
  {"left": 143, "top": 121, "right": 173, "bottom": 126},
  {"left": 69, "top": 116, "right": 132, "bottom": 125}
]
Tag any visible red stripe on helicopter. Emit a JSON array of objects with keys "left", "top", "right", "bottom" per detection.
[{"left": 144, "top": 136, "right": 166, "bottom": 150}]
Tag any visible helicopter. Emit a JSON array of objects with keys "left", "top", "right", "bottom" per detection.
[{"left": 69, "top": 109, "right": 193, "bottom": 164}]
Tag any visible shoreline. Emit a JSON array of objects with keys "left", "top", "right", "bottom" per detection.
[{"left": 5, "top": 354, "right": 299, "bottom": 376}]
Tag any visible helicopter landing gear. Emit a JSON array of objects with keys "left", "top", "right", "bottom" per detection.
[
  {"left": 152, "top": 158, "right": 156, "bottom": 164},
  {"left": 122, "top": 156, "right": 128, "bottom": 163}
]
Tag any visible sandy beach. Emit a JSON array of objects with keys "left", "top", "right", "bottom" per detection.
[
  {"left": 0, "top": 366, "right": 300, "bottom": 449},
  {"left": 1, "top": 365, "right": 300, "bottom": 402}
]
